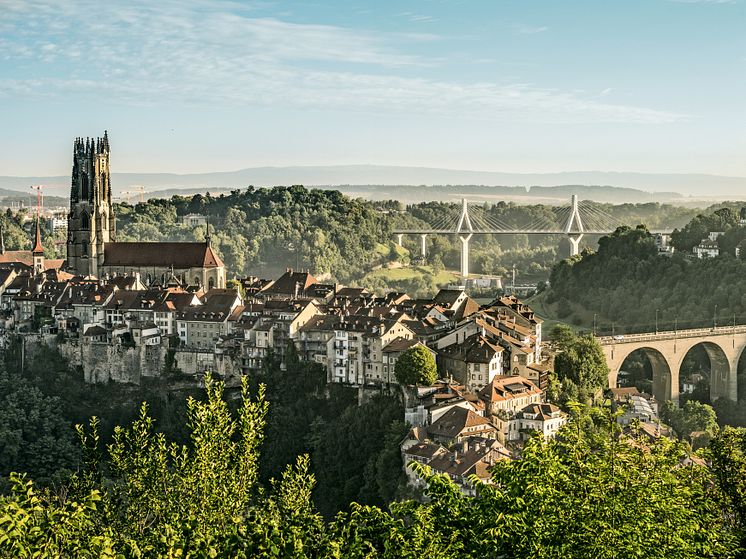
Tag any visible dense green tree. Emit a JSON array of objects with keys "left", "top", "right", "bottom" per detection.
[
  {"left": 0, "top": 383, "right": 741, "bottom": 557},
  {"left": 709, "top": 427, "right": 746, "bottom": 551},
  {"left": 308, "top": 395, "right": 407, "bottom": 518},
  {"left": 394, "top": 345, "right": 437, "bottom": 386},
  {"left": 551, "top": 324, "right": 609, "bottom": 404},
  {"left": 661, "top": 400, "right": 719, "bottom": 443},
  {"left": 545, "top": 212, "right": 746, "bottom": 338},
  {"left": 671, "top": 207, "right": 741, "bottom": 252},
  {"left": 0, "top": 370, "right": 78, "bottom": 486}
]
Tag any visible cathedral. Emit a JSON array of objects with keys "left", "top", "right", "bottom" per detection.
[{"left": 66, "top": 132, "right": 226, "bottom": 289}]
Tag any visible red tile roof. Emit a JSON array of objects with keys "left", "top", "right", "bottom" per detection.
[
  {"left": 478, "top": 375, "right": 541, "bottom": 405},
  {"left": 0, "top": 251, "right": 33, "bottom": 266},
  {"left": 103, "top": 242, "right": 223, "bottom": 268}
]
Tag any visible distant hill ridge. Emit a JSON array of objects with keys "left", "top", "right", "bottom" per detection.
[{"left": 2, "top": 164, "right": 745, "bottom": 203}]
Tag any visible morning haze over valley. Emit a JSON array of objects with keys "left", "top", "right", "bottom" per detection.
[{"left": 1, "top": 1, "right": 746, "bottom": 557}]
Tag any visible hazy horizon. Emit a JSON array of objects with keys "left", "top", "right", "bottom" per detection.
[{"left": 2, "top": 0, "right": 745, "bottom": 179}]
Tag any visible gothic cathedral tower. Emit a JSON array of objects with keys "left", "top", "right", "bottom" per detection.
[{"left": 67, "top": 132, "right": 115, "bottom": 277}]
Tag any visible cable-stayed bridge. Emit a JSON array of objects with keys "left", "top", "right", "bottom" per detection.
[{"left": 392, "top": 195, "right": 672, "bottom": 277}]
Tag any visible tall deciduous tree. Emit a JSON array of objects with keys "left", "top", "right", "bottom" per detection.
[
  {"left": 709, "top": 426, "right": 746, "bottom": 551},
  {"left": 551, "top": 324, "right": 609, "bottom": 404},
  {"left": 394, "top": 345, "right": 437, "bottom": 386},
  {"left": 661, "top": 400, "right": 718, "bottom": 443}
]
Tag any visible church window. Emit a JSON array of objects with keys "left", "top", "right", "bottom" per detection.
[
  {"left": 81, "top": 212, "right": 89, "bottom": 230},
  {"left": 81, "top": 173, "right": 89, "bottom": 200},
  {"left": 82, "top": 244, "right": 87, "bottom": 256},
  {"left": 208, "top": 277, "right": 215, "bottom": 290}
]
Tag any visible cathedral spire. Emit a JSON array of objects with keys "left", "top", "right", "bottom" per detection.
[
  {"left": 205, "top": 216, "right": 211, "bottom": 247},
  {"left": 0, "top": 223, "right": 5, "bottom": 254}
]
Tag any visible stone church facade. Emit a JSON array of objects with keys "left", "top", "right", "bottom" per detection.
[{"left": 66, "top": 132, "right": 226, "bottom": 289}]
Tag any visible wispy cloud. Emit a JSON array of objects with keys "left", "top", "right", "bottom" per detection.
[
  {"left": 0, "top": 0, "right": 686, "bottom": 124},
  {"left": 513, "top": 24, "right": 549, "bottom": 35},
  {"left": 399, "top": 12, "right": 438, "bottom": 23}
]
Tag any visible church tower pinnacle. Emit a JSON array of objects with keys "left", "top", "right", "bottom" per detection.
[{"left": 67, "top": 131, "right": 115, "bottom": 277}]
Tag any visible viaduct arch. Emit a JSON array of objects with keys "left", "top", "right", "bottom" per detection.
[{"left": 598, "top": 326, "right": 746, "bottom": 404}]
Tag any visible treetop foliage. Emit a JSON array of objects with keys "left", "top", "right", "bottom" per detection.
[
  {"left": 394, "top": 345, "right": 437, "bottom": 386},
  {"left": 2, "top": 373, "right": 745, "bottom": 558},
  {"left": 114, "top": 186, "right": 704, "bottom": 293},
  {"left": 549, "top": 324, "right": 609, "bottom": 405},
  {"left": 547, "top": 219, "right": 746, "bottom": 333}
]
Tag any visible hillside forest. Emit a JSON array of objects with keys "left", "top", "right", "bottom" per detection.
[
  {"left": 3, "top": 185, "right": 713, "bottom": 297},
  {"left": 4, "top": 185, "right": 735, "bottom": 299}
]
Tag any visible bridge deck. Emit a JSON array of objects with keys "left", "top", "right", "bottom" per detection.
[
  {"left": 596, "top": 325, "right": 746, "bottom": 345},
  {"left": 392, "top": 229, "right": 673, "bottom": 235}
]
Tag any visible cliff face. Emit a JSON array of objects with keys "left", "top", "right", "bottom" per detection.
[{"left": 57, "top": 338, "right": 166, "bottom": 384}]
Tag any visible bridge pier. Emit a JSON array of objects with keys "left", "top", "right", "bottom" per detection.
[
  {"left": 420, "top": 234, "right": 427, "bottom": 258},
  {"left": 460, "top": 233, "right": 472, "bottom": 278},
  {"left": 396, "top": 234, "right": 403, "bottom": 247},
  {"left": 568, "top": 233, "right": 584, "bottom": 257}
]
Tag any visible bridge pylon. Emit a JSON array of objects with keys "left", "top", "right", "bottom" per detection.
[
  {"left": 456, "top": 198, "right": 474, "bottom": 278},
  {"left": 565, "top": 194, "right": 585, "bottom": 256},
  {"left": 460, "top": 233, "right": 473, "bottom": 278}
]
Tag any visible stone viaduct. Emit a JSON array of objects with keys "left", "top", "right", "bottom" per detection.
[{"left": 597, "top": 326, "right": 746, "bottom": 404}]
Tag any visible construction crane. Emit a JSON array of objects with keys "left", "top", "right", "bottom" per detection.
[{"left": 29, "top": 184, "right": 62, "bottom": 216}]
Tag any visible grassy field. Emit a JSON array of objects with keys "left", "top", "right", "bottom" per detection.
[{"left": 373, "top": 242, "right": 409, "bottom": 259}]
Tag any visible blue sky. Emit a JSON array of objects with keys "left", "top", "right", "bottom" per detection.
[{"left": 1, "top": 0, "right": 744, "bottom": 176}]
